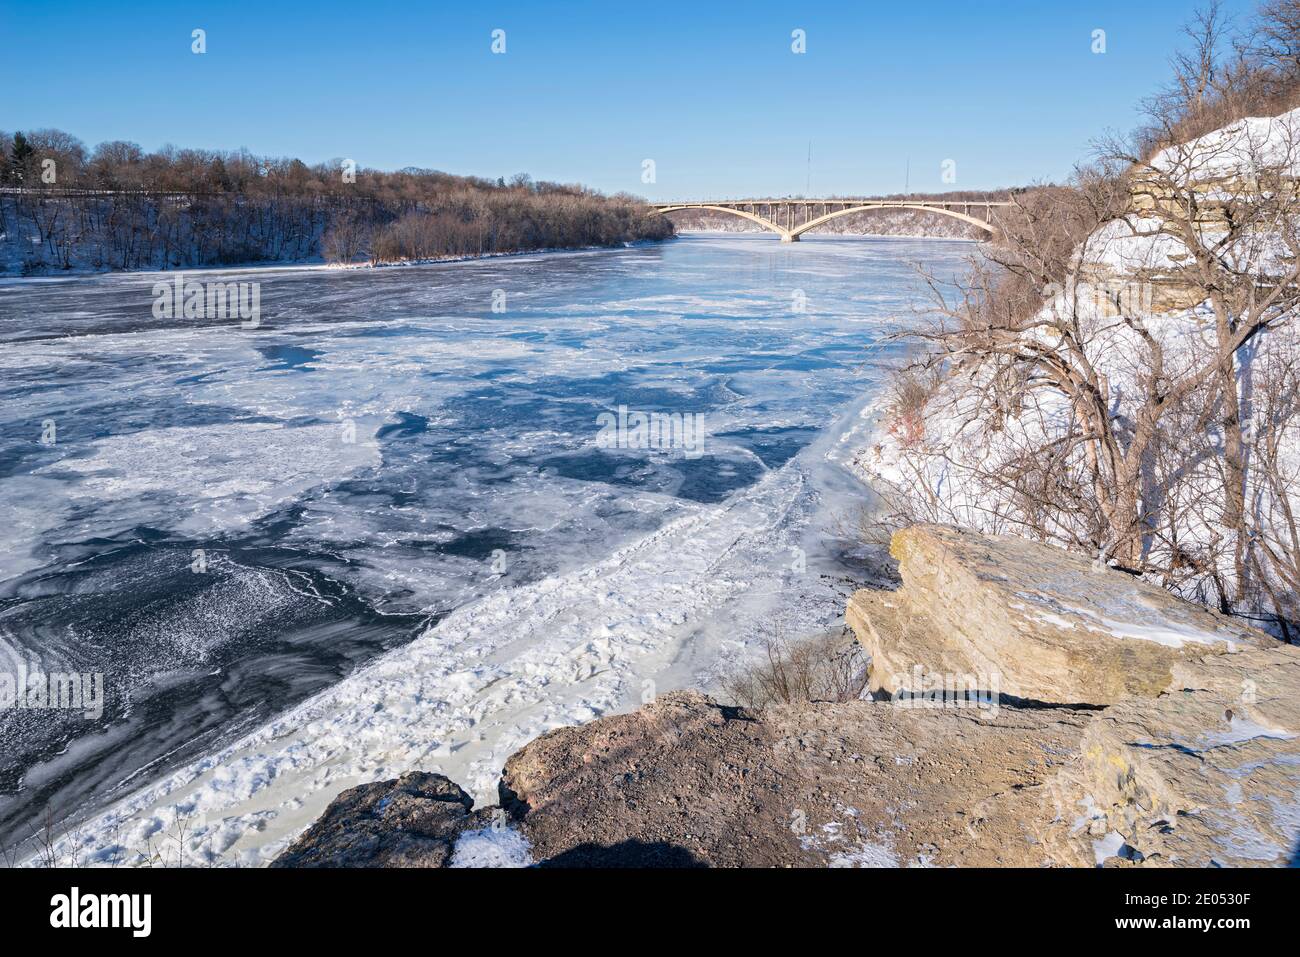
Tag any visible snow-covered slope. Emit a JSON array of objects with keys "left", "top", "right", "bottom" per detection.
[
  {"left": 854, "top": 109, "right": 1300, "bottom": 629},
  {"left": 1151, "top": 109, "right": 1300, "bottom": 181}
]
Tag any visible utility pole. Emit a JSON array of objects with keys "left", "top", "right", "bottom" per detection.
[
  {"left": 806, "top": 140, "right": 811, "bottom": 196},
  {"left": 904, "top": 156, "right": 910, "bottom": 195}
]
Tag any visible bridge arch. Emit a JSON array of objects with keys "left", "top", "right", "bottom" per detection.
[
  {"left": 788, "top": 203, "right": 998, "bottom": 239},
  {"left": 655, "top": 204, "right": 793, "bottom": 241},
  {"left": 655, "top": 201, "right": 1002, "bottom": 241}
]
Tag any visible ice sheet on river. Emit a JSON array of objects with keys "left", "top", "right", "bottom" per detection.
[
  {"left": 52, "top": 455, "right": 819, "bottom": 866},
  {"left": 0, "top": 235, "right": 973, "bottom": 864}
]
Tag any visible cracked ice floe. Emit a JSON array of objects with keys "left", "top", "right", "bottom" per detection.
[
  {"left": 39, "top": 463, "right": 817, "bottom": 866},
  {"left": 5, "top": 235, "right": 976, "bottom": 865},
  {"left": 0, "top": 475, "right": 71, "bottom": 580},
  {"left": 38, "top": 421, "right": 382, "bottom": 537}
]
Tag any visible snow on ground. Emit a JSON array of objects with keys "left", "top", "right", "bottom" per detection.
[
  {"left": 798, "top": 809, "right": 902, "bottom": 868},
  {"left": 1151, "top": 107, "right": 1300, "bottom": 181},
  {"left": 448, "top": 826, "right": 533, "bottom": 868},
  {"left": 1196, "top": 715, "right": 1296, "bottom": 750},
  {"left": 1082, "top": 214, "right": 1295, "bottom": 278}
]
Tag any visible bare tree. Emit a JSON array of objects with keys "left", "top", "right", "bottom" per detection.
[
  {"left": 1169, "top": 1, "right": 1231, "bottom": 119},
  {"left": 878, "top": 131, "right": 1299, "bottom": 615},
  {"left": 1254, "top": 0, "right": 1300, "bottom": 81},
  {"left": 1101, "top": 94, "right": 1300, "bottom": 602}
]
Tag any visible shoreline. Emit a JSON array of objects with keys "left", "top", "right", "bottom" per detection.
[
  {"left": 0, "top": 231, "right": 979, "bottom": 286},
  {"left": 0, "top": 239, "right": 672, "bottom": 285}
]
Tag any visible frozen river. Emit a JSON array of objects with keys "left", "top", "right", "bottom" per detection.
[{"left": 0, "top": 233, "right": 970, "bottom": 863}]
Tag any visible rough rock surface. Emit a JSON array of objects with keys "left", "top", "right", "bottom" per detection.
[
  {"left": 275, "top": 524, "right": 1299, "bottom": 868},
  {"left": 271, "top": 771, "right": 480, "bottom": 868},
  {"left": 848, "top": 524, "right": 1272, "bottom": 705},
  {"left": 277, "top": 673, "right": 1300, "bottom": 868},
  {"left": 499, "top": 690, "right": 1093, "bottom": 867},
  {"left": 1040, "top": 647, "right": 1300, "bottom": 867}
]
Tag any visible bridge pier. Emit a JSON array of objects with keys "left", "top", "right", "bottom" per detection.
[{"left": 780, "top": 232, "right": 799, "bottom": 243}]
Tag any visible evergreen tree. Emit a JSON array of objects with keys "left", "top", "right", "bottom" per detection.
[{"left": 10, "top": 132, "right": 34, "bottom": 184}]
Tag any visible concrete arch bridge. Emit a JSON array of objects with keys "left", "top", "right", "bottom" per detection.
[{"left": 652, "top": 197, "right": 1012, "bottom": 241}]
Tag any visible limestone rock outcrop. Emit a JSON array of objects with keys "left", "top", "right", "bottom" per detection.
[
  {"left": 847, "top": 524, "right": 1272, "bottom": 706},
  {"left": 1041, "top": 646, "right": 1300, "bottom": 867},
  {"left": 275, "top": 673, "right": 1300, "bottom": 868}
]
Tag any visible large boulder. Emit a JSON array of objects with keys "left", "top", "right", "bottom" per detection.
[
  {"left": 271, "top": 771, "right": 478, "bottom": 868},
  {"left": 848, "top": 524, "right": 1273, "bottom": 706},
  {"left": 499, "top": 690, "right": 1094, "bottom": 867}
]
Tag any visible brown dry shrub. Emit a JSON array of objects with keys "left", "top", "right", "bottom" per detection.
[{"left": 721, "top": 630, "right": 870, "bottom": 712}]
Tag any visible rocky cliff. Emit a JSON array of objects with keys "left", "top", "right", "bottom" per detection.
[{"left": 275, "top": 526, "right": 1300, "bottom": 868}]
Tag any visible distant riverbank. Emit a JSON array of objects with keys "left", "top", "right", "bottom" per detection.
[
  {"left": 0, "top": 237, "right": 674, "bottom": 283},
  {"left": 0, "top": 133, "right": 672, "bottom": 277}
]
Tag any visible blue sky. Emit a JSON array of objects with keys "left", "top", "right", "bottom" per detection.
[{"left": 1, "top": 0, "right": 1258, "bottom": 198}]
